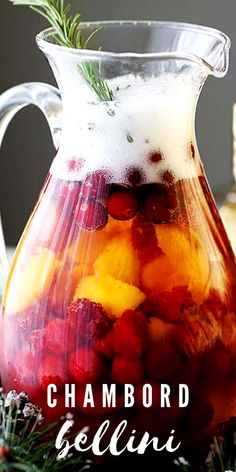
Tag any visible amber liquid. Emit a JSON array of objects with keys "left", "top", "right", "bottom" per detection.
[{"left": 1, "top": 168, "right": 236, "bottom": 470}]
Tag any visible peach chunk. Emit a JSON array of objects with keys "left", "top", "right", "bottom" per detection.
[
  {"left": 94, "top": 232, "right": 139, "bottom": 285},
  {"left": 5, "top": 248, "right": 55, "bottom": 314},
  {"left": 141, "top": 225, "right": 210, "bottom": 303},
  {"left": 74, "top": 274, "right": 146, "bottom": 318}
]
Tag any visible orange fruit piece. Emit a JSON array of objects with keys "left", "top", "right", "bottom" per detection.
[
  {"left": 141, "top": 224, "right": 210, "bottom": 303},
  {"left": 94, "top": 232, "right": 139, "bottom": 285},
  {"left": 5, "top": 248, "right": 55, "bottom": 314}
]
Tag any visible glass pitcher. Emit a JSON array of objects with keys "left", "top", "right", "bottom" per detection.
[{"left": 0, "top": 21, "right": 235, "bottom": 469}]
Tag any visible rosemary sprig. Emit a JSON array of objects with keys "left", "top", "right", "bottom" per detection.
[
  {"left": 9, "top": 0, "right": 114, "bottom": 101},
  {"left": 0, "top": 389, "right": 90, "bottom": 471}
]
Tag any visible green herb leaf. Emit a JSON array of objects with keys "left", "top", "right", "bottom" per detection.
[
  {"left": 127, "top": 134, "right": 134, "bottom": 143},
  {"left": 9, "top": 0, "right": 113, "bottom": 101}
]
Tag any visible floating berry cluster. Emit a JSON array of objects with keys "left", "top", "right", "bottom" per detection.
[{"left": 1, "top": 164, "right": 236, "bottom": 450}]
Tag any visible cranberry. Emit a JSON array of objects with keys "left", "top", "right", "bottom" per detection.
[
  {"left": 45, "top": 319, "right": 75, "bottom": 354},
  {"left": 131, "top": 215, "right": 162, "bottom": 264},
  {"left": 113, "top": 309, "right": 149, "bottom": 358},
  {"left": 145, "top": 343, "right": 180, "bottom": 381},
  {"left": 74, "top": 199, "right": 108, "bottom": 231},
  {"left": 38, "top": 355, "right": 69, "bottom": 389},
  {"left": 143, "top": 193, "right": 171, "bottom": 223},
  {"left": 80, "top": 172, "right": 109, "bottom": 200},
  {"left": 69, "top": 347, "right": 105, "bottom": 383},
  {"left": 57, "top": 180, "right": 81, "bottom": 211},
  {"left": 68, "top": 298, "right": 113, "bottom": 340},
  {"left": 126, "top": 168, "right": 143, "bottom": 186},
  {"left": 112, "top": 356, "right": 144, "bottom": 384},
  {"left": 107, "top": 189, "right": 138, "bottom": 220},
  {"left": 148, "top": 151, "right": 162, "bottom": 164}
]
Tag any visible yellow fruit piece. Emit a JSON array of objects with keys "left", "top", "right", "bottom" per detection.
[
  {"left": 74, "top": 274, "right": 146, "bottom": 317},
  {"left": 148, "top": 317, "right": 176, "bottom": 343},
  {"left": 5, "top": 248, "right": 56, "bottom": 314},
  {"left": 94, "top": 233, "right": 139, "bottom": 285},
  {"left": 141, "top": 225, "right": 210, "bottom": 303}
]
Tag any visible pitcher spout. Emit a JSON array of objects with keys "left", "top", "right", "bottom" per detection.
[{"left": 193, "top": 24, "right": 231, "bottom": 77}]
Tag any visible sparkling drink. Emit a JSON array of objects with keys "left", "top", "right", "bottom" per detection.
[{"left": 0, "top": 21, "right": 235, "bottom": 470}]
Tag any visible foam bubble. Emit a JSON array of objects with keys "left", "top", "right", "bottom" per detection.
[{"left": 50, "top": 74, "right": 202, "bottom": 183}]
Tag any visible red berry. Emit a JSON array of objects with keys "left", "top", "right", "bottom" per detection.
[
  {"left": 144, "top": 193, "right": 170, "bottom": 223},
  {"left": 126, "top": 168, "right": 143, "bottom": 186},
  {"left": 113, "top": 310, "right": 149, "bottom": 358},
  {"left": 38, "top": 355, "right": 69, "bottom": 389},
  {"left": 131, "top": 215, "right": 162, "bottom": 263},
  {"left": 112, "top": 356, "right": 144, "bottom": 384},
  {"left": 139, "top": 183, "right": 178, "bottom": 224},
  {"left": 107, "top": 190, "right": 138, "bottom": 221},
  {"left": 142, "top": 287, "right": 188, "bottom": 322},
  {"left": 68, "top": 298, "right": 113, "bottom": 340},
  {"left": 57, "top": 180, "right": 81, "bottom": 210},
  {"left": 74, "top": 199, "right": 108, "bottom": 231},
  {"left": 45, "top": 319, "right": 74, "bottom": 354},
  {"left": 69, "top": 347, "right": 105, "bottom": 383},
  {"left": 145, "top": 343, "right": 180, "bottom": 381},
  {"left": 95, "top": 331, "right": 114, "bottom": 358},
  {"left": 29, "top": 329, "right": 45, "bottom": 354},
  {"left": 148, "top": 151, "right": 162, "bottom": 164},
  {"left": 80, "top": 172, "right": 109, "bottom": 200}
]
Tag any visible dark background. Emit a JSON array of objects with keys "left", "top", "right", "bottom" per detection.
[{"left": 0, "top": 0, "right": 236, "bottom": 245}]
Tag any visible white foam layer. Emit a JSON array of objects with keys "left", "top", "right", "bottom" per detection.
[{"left": 50, "top": 74, "right": 202, "bottom": 183}]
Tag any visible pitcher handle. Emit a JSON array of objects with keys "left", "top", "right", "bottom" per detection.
[{"left": 0, "top": 82, "right": 62, "bottom": 299}]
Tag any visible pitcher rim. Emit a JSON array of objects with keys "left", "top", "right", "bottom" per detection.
[{"left": 36, "top": 20, "right": 231, "bottom": 77}]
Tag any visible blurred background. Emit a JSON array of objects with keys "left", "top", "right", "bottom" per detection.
[{"left": 0, "top": 0, "right": 236, "bottom": 245}]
